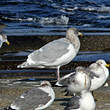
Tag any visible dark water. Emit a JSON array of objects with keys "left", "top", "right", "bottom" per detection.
[
  {"left": 1, "top": 0, "right": 110, "bottom": 36},
  {"left": 2, "top": 51, "right": 110, "bottom": 62},
  {"left": 0, "top": 51, "right": 110, "bottom": 79}
]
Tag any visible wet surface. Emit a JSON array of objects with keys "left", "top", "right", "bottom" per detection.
[
  {"left": 0, "top": 80, "right": 110, "bottom": 110},
  {"left": 0, "top": 26, "right": 110, "bottom": 109},
  {"left": 0, "top": 0, "right": 110, "bottom": 108},
  {"left": 0, "top": 35, "right": 110, "bottom": 110}
]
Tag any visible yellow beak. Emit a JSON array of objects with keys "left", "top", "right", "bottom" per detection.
[
  {"left": 5, "top": 40, "right": 10, "bottom": 45},
  {"left": 106, "top": 64, "right": 110, "bottom": 67},
  {"left": 78, "top": 32, "right": 83, "bottom": 37}
]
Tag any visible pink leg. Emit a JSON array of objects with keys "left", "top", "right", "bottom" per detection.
[{"left": 57, "top": 66, "right": 60, "bottom": 81}]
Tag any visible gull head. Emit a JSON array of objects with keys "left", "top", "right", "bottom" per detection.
[
  {"left": 96, "top": 59, "right": 110, "bottom": 67},
  {"left": 66, "top": 28, "right": 83, "bottom": 39},
  {"left": 40, "top": 81, "right": 52, "bottom": 87},
  {"left": 0, "top": 33, "right": 10, "bottom": 45}
]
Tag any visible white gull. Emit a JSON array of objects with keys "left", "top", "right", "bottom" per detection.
[{"left": 88, "top": 59, "right": 109, "bottom": 91}]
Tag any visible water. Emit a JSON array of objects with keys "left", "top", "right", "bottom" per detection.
[
  {"left": 0, "top": 1, "right": 110, "bottom": 110},
  {"left": 0, "top": 0, "right": 110, "bottom": 36}
]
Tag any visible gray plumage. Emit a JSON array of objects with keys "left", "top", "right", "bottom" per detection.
[
  {"left": 11, "top": 81, "right": 55, "bottom": 110},
  {"left": 19, "top": 38, "right": 70, "bottom": 68},
  {"left": 11, "top": 88, "right": 51, "bottom": 110},
  {"left": 56, "top": 72, "right": 76, "bottom": 86},
  {"left": 88, "top": 69, "right": 99, "bottom": 79}
]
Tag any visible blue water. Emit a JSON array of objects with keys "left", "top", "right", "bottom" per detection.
[{"left": 1, "top": 0, "right": 110, "bottom": 36}]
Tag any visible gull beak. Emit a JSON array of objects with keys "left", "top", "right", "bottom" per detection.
[
  {"left": 105, "top": 64, "right": 110, "bottom": 67},
  {"left": 5, "top": 40, "right": 10, "bottom": 45},
  {"left": 84, "top": 75, "right": 87, "bottom": 87},
  {"left": 78, "top": 32, "right": 83, "bottom": 37}
]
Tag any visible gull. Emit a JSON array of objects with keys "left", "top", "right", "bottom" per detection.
[
  {"left": 56, "top": 59, "right": 110, "bottom": 94},
  {"left": 0, "top": 33, "right": 10, "bottom": 48},
  {"left": 64, "top": 69, "right": 95, "bottom": 110},
  {"left": 56, "top": 66, "right": 91, "bottom": 93},
  {"left": 10, "top": 81, "right": 55, "bottom": 110},
  {"left": 88, "top": 59, "right": 110, "bottom": 91},
  {"left": 17, "top": 28, "right": 83, "bottom": 80},
  {"left": 0, "top": 23, "right": 10, "bottom": 47},
  {"left": 64, "top": 89, "right": 95, "bottom": 110}
]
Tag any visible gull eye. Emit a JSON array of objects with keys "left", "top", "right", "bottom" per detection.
[
  {"left": 100, "top": 62, "right": 102, "bottom": 64},
  {"left": 98, "top": 61, "right": 103, "bottom": 65},
  {"left": 74, "top": 30, "right": 78, "bottom": 35}
]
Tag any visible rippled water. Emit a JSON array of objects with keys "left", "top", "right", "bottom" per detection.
[
  {"left": 0, "top": 0, "right": 110, "bottom": 36},
  {"left": 2, "top": 51, "right": 110, "bottom": 62}
]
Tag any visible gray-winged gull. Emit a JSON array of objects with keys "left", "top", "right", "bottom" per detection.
[
  {"left": 10, "top": 81, "right": 55, "bottom": 110},
  {"left": 17, "top": 28, "right": 83, "bottom": 80},
  {"left": 56, "top": 66, "right": 91, "bottom": 94},
  {"left": 0, "top": 33, "right": 10, "bottom": 48},
  {"left": 56, "top": 59, "right": 110, "bottom": 94}
]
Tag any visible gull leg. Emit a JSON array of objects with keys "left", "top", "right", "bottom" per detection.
[{"left": 57, "top": 66, "right": 60, "bottom": 81}]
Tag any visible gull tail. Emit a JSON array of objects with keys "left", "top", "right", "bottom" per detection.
[
  {"left": 2, "top": 106, "right": 14, "bottom": 110},
  {"left": 17, "top": 61, "right": 30, "bottom": 68},
  {"left": 56, "top": 77, "right": 69, "bottom": 87},
  {"left": 55, "top": 72, "right": 75, "bottom": 86},
  {"left": 11, "top": 103, "right": 19, "bottom": 110}
]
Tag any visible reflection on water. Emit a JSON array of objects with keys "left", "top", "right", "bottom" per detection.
[
  {"left": 0, "top": 51, "right": 110, "bottom": 78},
  {"left": 1, "top": 51, "right": 110, "bottom": 62}
]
